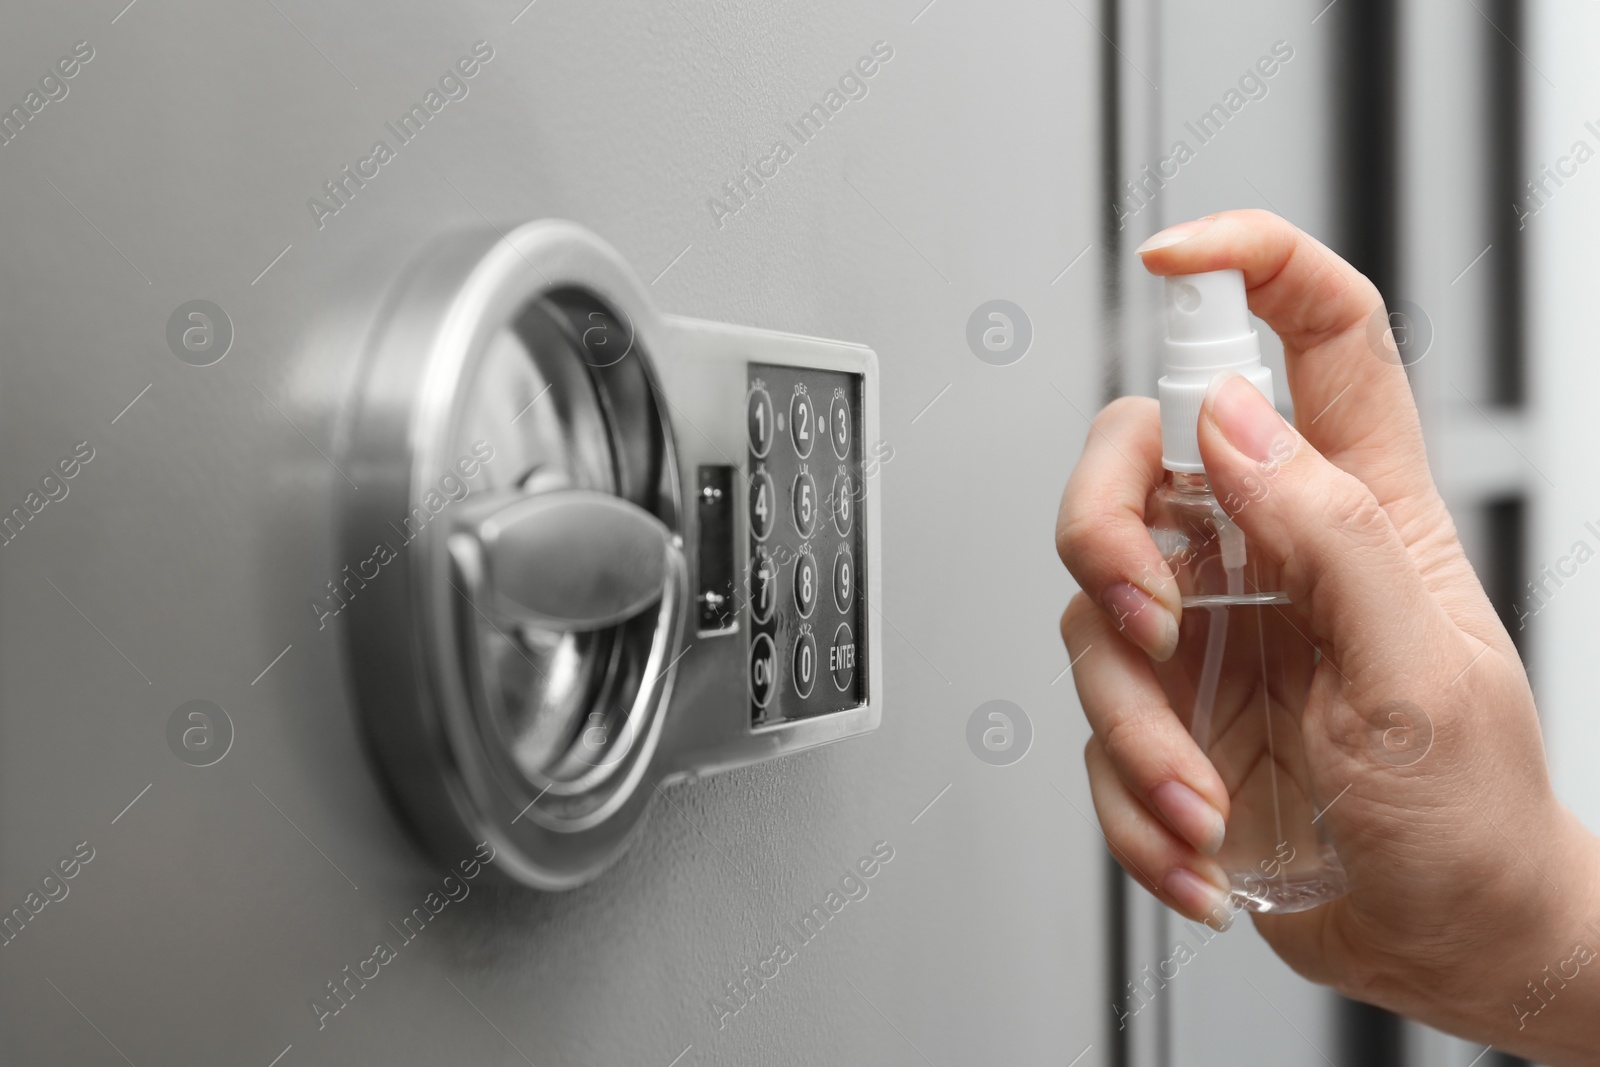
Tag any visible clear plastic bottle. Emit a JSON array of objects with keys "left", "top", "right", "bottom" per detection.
[{"left": 1145, "top": 269, "right": 1347, "bottom": 914}]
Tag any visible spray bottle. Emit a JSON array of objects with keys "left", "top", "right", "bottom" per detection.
[{"left": 1145, "top": 269, "right": 1348, "bottom": 913}]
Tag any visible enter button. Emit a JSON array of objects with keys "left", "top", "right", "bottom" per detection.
[{"left": 829, "top": 623, "right": 857, "bottom": 692}]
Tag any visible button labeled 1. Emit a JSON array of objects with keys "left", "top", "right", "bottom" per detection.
[{"left": 748, "top": 386, "right": 774, "bottom": 458}]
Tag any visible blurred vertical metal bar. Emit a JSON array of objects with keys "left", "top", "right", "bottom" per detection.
[
  {"left": 1331, "top": 0, "right": 1404, "bottom": 1061},
  {"left": 1099, "top": 0, "right": 1130, "bottom": 1063},
  {"left": 1101, "top": 0, "right": 1125, "bottom": 409},
  {"left": 1483, "top": 7, "right": 1531, "bottom": 1066},
  {"left": 1104, "top": 0, "right": 1168, "bottom": 1063},
  {"left": 1486, "top": 0, "right": 1525, "bottom": 408}
]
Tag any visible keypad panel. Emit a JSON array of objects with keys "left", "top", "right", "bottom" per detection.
[{"left": 747, "top": 364, "right": 867, "bottom": 724}]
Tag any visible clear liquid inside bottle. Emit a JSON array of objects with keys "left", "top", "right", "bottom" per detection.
[{"left": 1146, "top": 472, "right": 1348, "bottom": 913}]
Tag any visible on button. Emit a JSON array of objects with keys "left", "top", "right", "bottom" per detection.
[{"left": 750, "top": 633, "right": 777, "bottom": 710}]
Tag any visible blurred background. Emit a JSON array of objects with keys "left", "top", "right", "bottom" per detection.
[{"left": 0, "top": 0, "right": 1590, "bottom": 1065}]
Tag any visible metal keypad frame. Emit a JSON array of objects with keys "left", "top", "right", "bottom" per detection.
[{"left": 341, "top": 220, "right": 882, "bottom": 890}]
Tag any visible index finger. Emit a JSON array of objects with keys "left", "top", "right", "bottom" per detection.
[
  {"left": 1135, "top": 209, "right": 1438, "bottom": 518},
  {"left": 1056, "top": 396, "right": 1181, "bottom": 660}
]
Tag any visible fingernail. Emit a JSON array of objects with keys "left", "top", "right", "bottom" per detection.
[
  {"left": 1136, "top": 216, "right": 1217, "bottom": 254},
  {"left": 1150, "top": 781, "right": 1227, "bottom": 856},
  {"left": 1206, "top": 372, "right": 1289, "bottom": 464},
  {"left": 1101, "top": 581, "right": 1180, "bottom": 661},
  {"left": 1164, "top": 868, "right": 1234, "bottom": 930}
]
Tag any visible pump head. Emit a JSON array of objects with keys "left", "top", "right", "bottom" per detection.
[{"left": 1157, "top": 268, "right": 1275, "bottom": 473}]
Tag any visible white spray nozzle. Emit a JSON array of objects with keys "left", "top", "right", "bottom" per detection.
[{"left": 1157, "top": 268, "right": 1275, "bottom": 473}]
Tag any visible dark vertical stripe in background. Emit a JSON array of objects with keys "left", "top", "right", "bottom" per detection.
[
  {"left": 1098, "top": 2, "right": 1130, "bottom": 1066},
  {"left": 1486, "top": 496, "right": 1529, "bottom": 661},
  {"left": 1331, "top": 0, "right": 1404, "bottom": 1061},
  {"left": 1334, "top": 0, "right": 1531, "bottom": 1065},
  {"left": 1483, "top": 8, "right": 1531, "bottom": 1067},
  {"left": 1100, "top": 0, "right": 1125, "bottom": 405},
  {"left": 1486, "top": 0, "right": 1526, "bottom": 408}
]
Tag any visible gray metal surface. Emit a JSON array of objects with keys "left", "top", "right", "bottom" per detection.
[{"left": 0, "top": 2, "right": 1107, "bottom": 1064}]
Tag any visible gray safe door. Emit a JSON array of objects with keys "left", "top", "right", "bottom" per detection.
[{"left": 0, "top": 3, "right": 1110, "bottom": 1064}]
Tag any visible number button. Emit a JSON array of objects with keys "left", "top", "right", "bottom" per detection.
[
  {"left": 830, "top": 394, "right": 851, "bottom": 460},
  {"left": 829, "top": 623, "right": 856, "bottom": 692},
  {"left": 750, "top": 547, "right": 776, "bottom": 624},
  {"left": 790, "top": 389, "right": 814, "bottom": 458},
  {"left": 794, "top": 548, "right": 818, "bottom": 618},
  {"left": 833, "top": 545, "right": 854, "bottom": 612},
  {"left": 747, "top": 387, "right": 774, "bottom": 458},
  {"left": 792, "top": 470, "right": 818, "bottom": 539},
  {"left": 750, "top": 633, "right": 777, "bottom": 710},
  {"left": 749, "top": 470, "right": 775, "bottom": 541},
  {"left": 831, "top": 471, "right": 854, "bottom": 536},
  {"left": 793, "top": 629, "right": 817, "bottom": 698}
]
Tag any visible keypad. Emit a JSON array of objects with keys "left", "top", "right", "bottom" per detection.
[{"left": 746, "top": 365, "right": 867, "bottom": 724}]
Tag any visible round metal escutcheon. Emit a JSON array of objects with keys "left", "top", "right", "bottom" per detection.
[{"left": 341, "top": 221, "right": 685, "bottom": 890}]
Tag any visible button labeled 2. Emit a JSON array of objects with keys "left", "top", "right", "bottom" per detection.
[{"left": 790, "top": 388, "right": 815, "bottom": 458}]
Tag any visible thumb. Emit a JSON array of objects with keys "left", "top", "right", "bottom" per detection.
[{"left": 1195, "top": 372, "right": 1458, "bottom": 677}]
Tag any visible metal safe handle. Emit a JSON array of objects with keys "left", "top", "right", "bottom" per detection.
[{"left": 455, "top": 490, "right": 682, "bottom": 632}]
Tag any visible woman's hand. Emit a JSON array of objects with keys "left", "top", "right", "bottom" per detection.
[{"left": 1055, "top": 209, "right": 1600, "bottom": 1062}]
